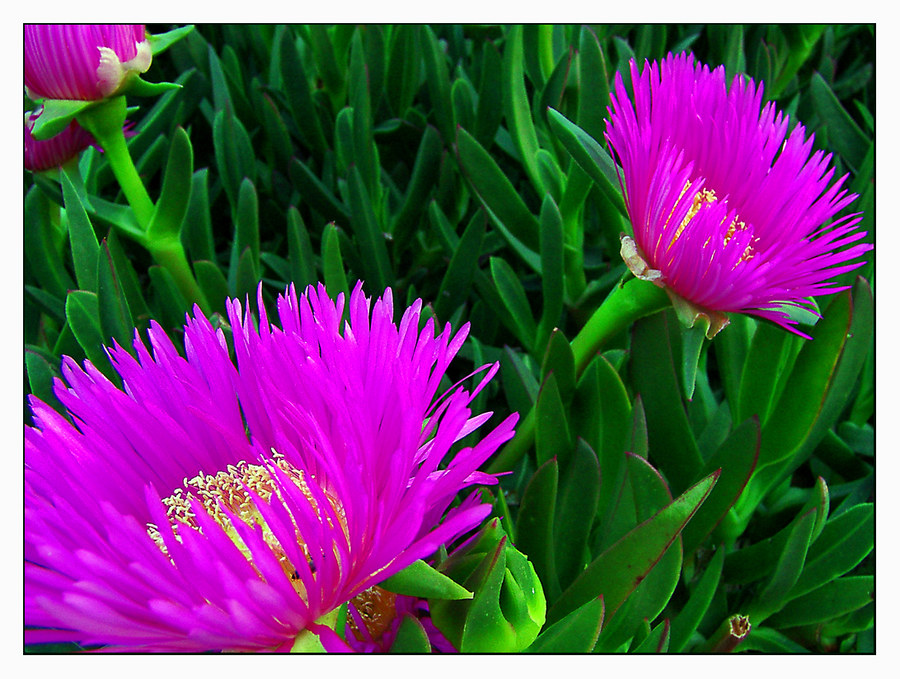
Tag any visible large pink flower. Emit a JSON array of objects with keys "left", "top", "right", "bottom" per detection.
[
  {"left": 25, "top": 283, "right": 516, "bottom": 652},
  {"left": 605, "top": 53, "right": 871, "bottom": 336},
  {"left": 24, "top": 24, "right": 151, "bottom": 101}
]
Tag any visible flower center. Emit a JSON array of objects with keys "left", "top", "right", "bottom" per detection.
[
  {"left": 348, "top": 586, "right": 399, "bottom": 642},
  {"left": 147, "top": 453, "right": 345, "bottom": 596},
  {"left": 667, "top": 181, "right": 755, "bottom": 264}
]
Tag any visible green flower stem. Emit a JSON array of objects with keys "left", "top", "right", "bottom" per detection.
[
  {"left": 487, "top": 277, "right": 670, "bottom": 474},
  {"left": 570, "top": 277, "right": 670, "bottom": 375},
  {"left": 78, "top": 97, "right": 155, "bottom": 228},
  {"left": 78, "top": 96, "right": 211, "bottom": 315}
]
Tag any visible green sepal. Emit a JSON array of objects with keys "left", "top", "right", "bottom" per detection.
[
  {"left": 378, "top": 559, "right": 473, "bottom": 600},
  {"left": 147, "top": 25, "right": 195, "bottom": 55},
  {"left": 120, "top": 76, "right": 181, "bottom": 99},
  {"left": 29, "top": 99, "right": 96, "bottom": 140}
]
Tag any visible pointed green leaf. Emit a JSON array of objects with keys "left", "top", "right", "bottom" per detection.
[
  {"left": 548, "top": 470, "right": 719, "bottom": 625},
  {"left": 391, "top": 125, "right": 443, "bottom": 251},
  {"left": 516, "top": 456, "right": 560, "bottom": 602},
  {"left": 286, "top": 207, "right": 317, "bottom": 289},
  {"left": 279, "top": 29, "right": 327, "bottom": 154},
  {"left": 682, "top": 416, "right": 759, "bottom": 554},
  {"left": 25, "top": 345, "right": 64, "bottom": 413},
  {"left": 29, "top": 99, "right": 95, "bottom": 140},
  {"left": 809, "top": 72, "right": 868, "bottom": 172},
  {"left": 344, "top": 165, "right": 392, "bottom": 292},
  {"left": 379, "top": 559, "right": 473, "bottom": 600},
  {"left": 288, "top": 157, "right": 351, "bottom": 224},
  {"left": 537, "top": 195, "right": 565, "bottom": 352},
  {"left": 539, "top": 328, "right": 575, "bottom": 404},
  {"left": 61, "top": 170, "right": 99, "bottom": 293},
  {"left": 669, "top": 547, "right": 725, "bottom": 652},
  {"left": 554, "top": 439, "right": 600, "bottom": 590},
  {"left": 630, "top": 312, "right": 704, "bottom": 494},
  {"left": 502, "top": 25, "right": 545, "bottom": 195},
  {"left": 65, "top": 290, "right": 115, "bottom": 380},
  {"left": 525, "top": 596, "right": 604, "bottom": 653},
  {"left": 457, "top": 127, "right": 541, "bottom": 253},
  {"left": 388, "top": 616, "right": 431, "bottom": 653},
  {"left": 421, "top": 25, "right": 455, "bottom": 143},
  {"left": 490, "top": 256, "right": 537, "bottom": 351},
  {"left": 182, "top": 169, "right": 215, "bottom": 263},
  {"left": 193, "top": 260, "right": 230, "bottom": 315},
  {"left": 473, "top": 41, "right": 503, "bottom": 147},
  {"left": 632, "top": 618, "right": 670, "bottom": 653},
  {"left": 535, "top": 372, "right": 571, "bottom": 469},
  {"left": 787, "top": 503, "right": 873, "bottom": 601},
  {"left": 576, "top": 26, "right": 610, "bottom": 143},
  {"left": 322, "top": 223, "right": 350, "bottom": 302},
  {"left": 546, "top": 107, "right": 627, "bottom": 218},
  {"left": 748, "top": 507, "right": 817, "bottom": 622},
  {"left": 212, "top": 106, "right": 256, "bottom": 209},
  {"left": 24, "top": 186, "right": 74, "bottom": 299},
  {"left": 147, "top": 127, "right": 193, "bottom": 242},
  {"left": 594, "top": 454, "right": 680, "bottom": 651},
  {"left": 435, "top": 210, "right": 485, "bottom": 321},
  {"left": 96, "top": 239, "right": 134, "bottom": 351},
  {"left": 768, "top": 576, "right": 874, "bottom": 629},
  {"left": 147, "top": 24, "right": 194, "bottom": 55}
]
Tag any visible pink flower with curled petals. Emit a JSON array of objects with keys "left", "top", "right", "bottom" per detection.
[
  {"left": 25, "top": 24, "right": 151, "bottom": 101},
  {"left": 25, "top": 282, "right": 517, "bottom": 652},
  {"left": 605, "top": 53, "right": 872, "bottom": 337}
]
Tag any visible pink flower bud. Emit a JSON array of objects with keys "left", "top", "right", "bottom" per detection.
[
  {"left": 24, "top": 24, "right": 151, "bottom": 101},
  {"left": 24, "top": 109, "right": 95, "bottom": 172}
]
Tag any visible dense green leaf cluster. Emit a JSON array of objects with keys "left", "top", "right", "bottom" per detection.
[{"left": 24, "top": 24, "right": 874, "bottom": 653}]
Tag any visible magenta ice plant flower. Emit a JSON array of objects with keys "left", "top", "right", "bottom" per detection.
[
  {"left": 25, "top": 282, "right": 517, "bottom": 652},
  {"left": 24, "top": 24, "right": 151, "bottom": 101},
  {"left": 605, "top": 52, "right": 871, "bottom": 337},
  {"left": 24, "top": 108, "right": 95, "bottom": 172}
]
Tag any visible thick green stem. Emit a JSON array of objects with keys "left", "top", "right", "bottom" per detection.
[
  {"left": 487, "top": 277, "right": 670, "bottom": 473},
  {"left": 78, "top": 97, "right": 210, "bottom": 315},
  {"left": 78, "top": 98, "right": 155, "bottom": 228}
]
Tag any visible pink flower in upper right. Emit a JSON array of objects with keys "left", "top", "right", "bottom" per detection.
[{"left": 605, "top": 52, "right": 872, "bottom": 337}]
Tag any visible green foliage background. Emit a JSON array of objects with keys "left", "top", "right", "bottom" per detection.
[{"left": 24, "top": 24, "right": 874, "bottom": 653}]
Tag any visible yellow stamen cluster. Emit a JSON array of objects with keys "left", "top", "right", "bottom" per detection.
[
  {"left": 348, "top": 586, "right": 399, "bottom": 643},
  {"left": 662, "top": 181, "right": 756, "bottom": 266},
  {"left": 148, "top": 453, "right": 346, "bottom": 596}
]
